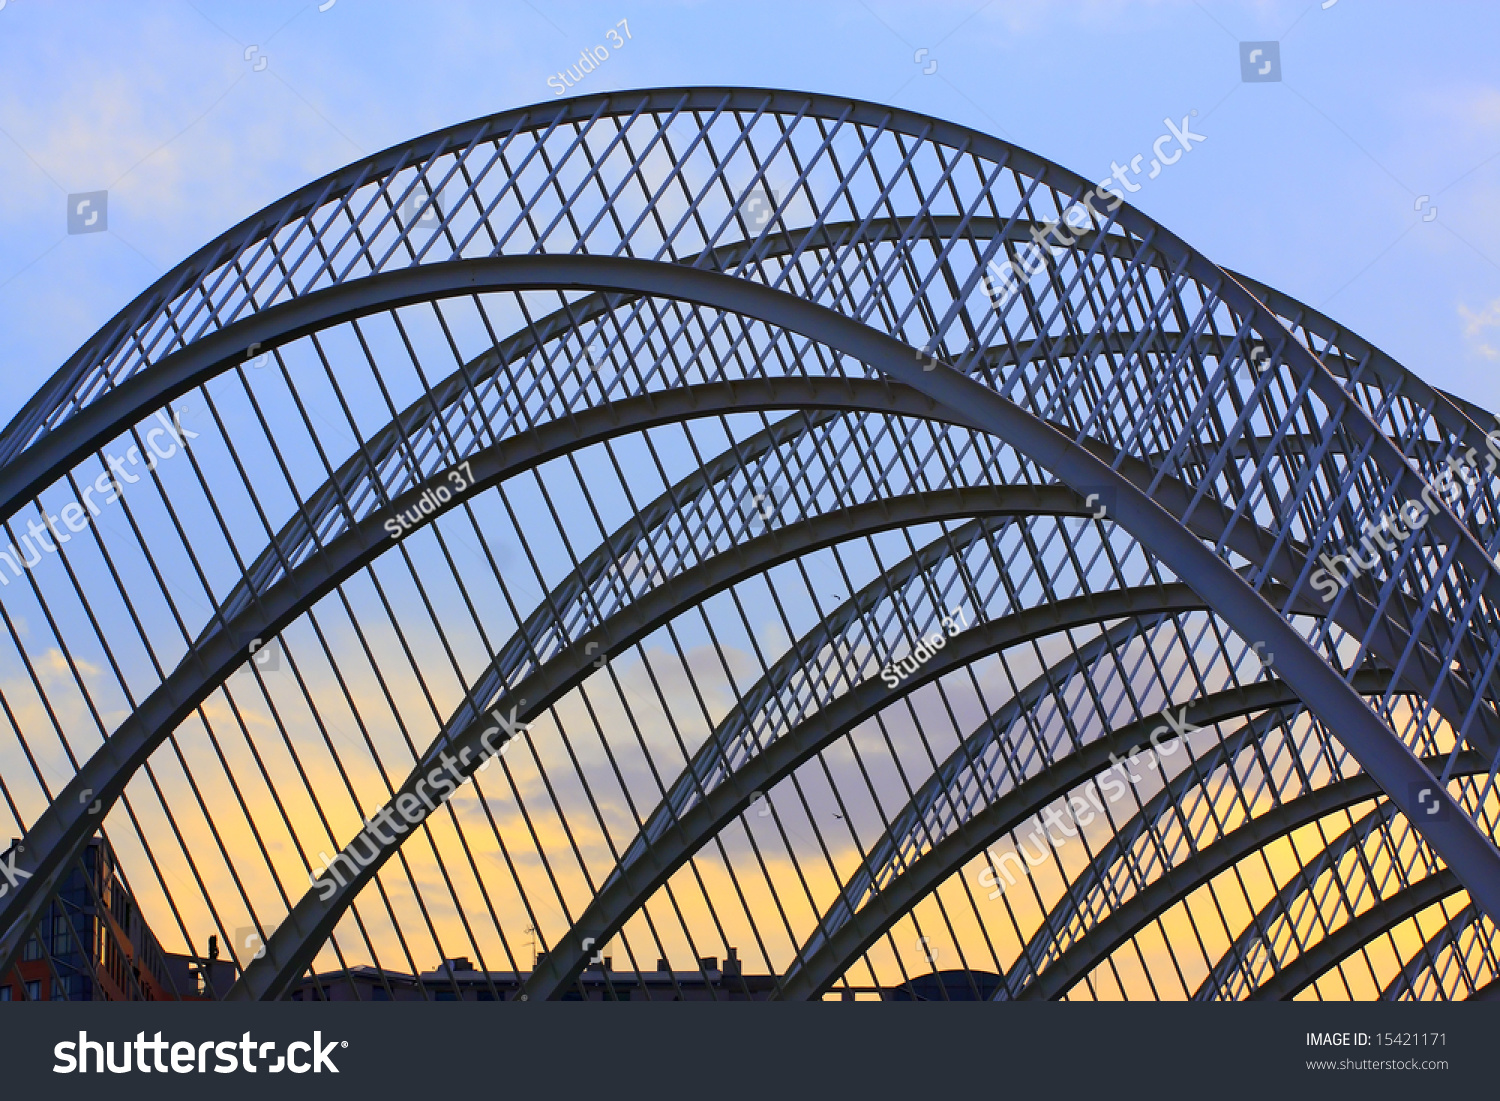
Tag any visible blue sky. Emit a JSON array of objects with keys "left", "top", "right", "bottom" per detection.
[{"left": 1, "top": 0, "right": 1497, "bottom": 423}]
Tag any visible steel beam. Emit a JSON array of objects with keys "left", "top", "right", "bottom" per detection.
[
  {"left": 7, "top": 240, "right": 1500, "bottom": 996},
  {"left": 1015, "top": 760, "right": 1483, "bottom": 1000},
  {"left": 1194, "top": 803, "right": 1401, "bottom": 1000},
  {"left": 1248, "top": 872, "right": 1463, "bottom": 1001},
  {"left": 511, "top": 586, "right": 1226, "bottom": 1002},
  {"left": 1379, "top": 903, "right": 1485, "bottom": 1000},
  {"left": 776, "top": 677, "right": 1379, "bottom": 1000},
  {"left": 0, "top": 376, "right": 963, "bottom": 974}
]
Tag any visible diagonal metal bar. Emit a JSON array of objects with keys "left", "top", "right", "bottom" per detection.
[
  {"left": 1015, "top": 762, "right": 1482, "bottom": 1001},
  {"left": 777, "top": 675, "right": 1385, "bottom": 1000},
  {"left": 1248, "top": 871, "right": 1463, "bottom": 1001}
]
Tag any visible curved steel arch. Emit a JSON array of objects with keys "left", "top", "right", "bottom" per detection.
[
  {"left": 269, "top": 499, "right": 1444, "bottom": 1003},
  {"left": 201, "top": 220, "right": 1231, "bottom": 634},
  {"left": 233, "top": 547, "right": 1221, "bottom": 998},
  {"left": 11, "top": 270, "right": 1500, "bottom": 990},
  {"left": 243, "top": 370, "right": 1493, "bottom": 1000},
  {"left": 197, "top": 220, "right": 1500, "bottom": 649},
  {"left": 243, "top": 375, "right": 1437, "bottom": 1000},
  {"left": 1004, "top": 700, "right": 1458, "bottom": 993},
  {"left": 10, "top": 95, "right": 1500, "bottom": 675},
  {"left": 1193, "top": 802, "right": 1404, "bottom": 1000},
  {"left": 11, "top": 259, "right": 1496, "bottom": 985},
  {"left": 774, "top": 676, "right": 1391, "bottom": 1000},
  {"left": 0, "top": 86, "right": 1245, "bottom": 467},
  {"left": 1379, "top": 903, "right": 1495, "bottom": 1000},
  {"left": 0, "top": 373, "right": 983, "bottom": 971},
  {"left": 9, "top": 87, "right": 1494, "bottom": 530},
  {"left": 511, "top": 584, "right": 1230, "bottom": 1003},
  {"left": 7, "top": 253, "right": 1491, "bottom": 743},
  {"left": 1011, "top": 761, "right": 1486, "bottom": 1000},
  {"left": 221, "top": 411, "right": 1068, "bottom": 995},
  {"left": 1189, "top": 774, "right": 1489, "bottom": 1002},
  {"left": 510, "top": 501, "right": 1278, "bottom": 1002},
  {"left": 6, "top": 87, "right": 1500, "bottom": 1002},
  {"left": 10, "top": 87, "right": 1499, "bottom": 690},
  {"left": 1248, "top": 871, "right": 1464, "bottom": 1001},
  {"left": 1193, "top": 780, "right": 1492, "bottom": 1000}
]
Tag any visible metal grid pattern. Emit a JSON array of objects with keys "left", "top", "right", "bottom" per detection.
[{"left": 2, "top": 87, "right": 1499, "bottom": 1001}]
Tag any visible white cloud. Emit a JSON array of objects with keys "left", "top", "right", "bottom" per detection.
[{"left": 1459, "top": 297, "right": 1500, "bottom": 360}]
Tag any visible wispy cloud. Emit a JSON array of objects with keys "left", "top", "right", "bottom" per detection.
[{"left": 1459, "top": 297, "right": 1500, "bottom": 360}]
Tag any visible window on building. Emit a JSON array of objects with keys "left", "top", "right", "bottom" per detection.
[
  {"left": 50, "top": 914, "right": 74, "bottom": 957},
  {"left": 21, "top": 935, "right": 43, "bottom": 961},
  {"left": 0, "top": 986, "right": 11, "bottom": 1001},
  {"left": 24, "top": 980, "right": 42, "bottom": 1001},
  {"left": 108, "top": 879, "right": 134, "bottom": 933}
]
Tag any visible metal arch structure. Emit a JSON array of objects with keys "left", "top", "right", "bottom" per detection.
[{"left": 3, "top": 88, "right": 1500, "bottom": 1004}]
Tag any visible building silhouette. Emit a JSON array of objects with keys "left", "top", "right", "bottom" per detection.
[{"left": 1, "top": 836, "right": 234, "bottom": 1000}]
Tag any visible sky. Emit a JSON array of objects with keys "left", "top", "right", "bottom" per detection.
[{"left": 0, "top": 0, "right": 1498, "bottom": 424}]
